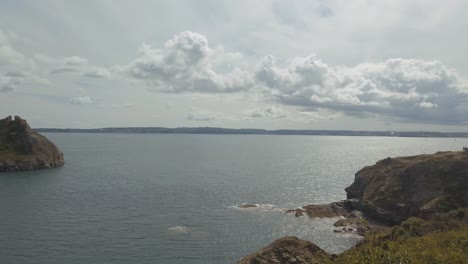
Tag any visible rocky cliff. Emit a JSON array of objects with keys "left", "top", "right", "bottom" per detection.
[
  {"left": 238, "top": 151, "right": 468, "bottom": 263},
  {"left": 0, "top": 116, "right": 64, "bottom": 172},
  {"left": 345, "top": 151, "right": 468, "bottom": 225}
]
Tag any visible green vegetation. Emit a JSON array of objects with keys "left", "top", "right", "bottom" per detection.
[
  {"left": 239, "top": 210, "right": 468, "bottom": 264},
  {"left": 336, "top": 226, "right": 467, "bottom": 264},
  {"left": 334, "top": 209, "right": 468, "bottom": 264},
  {"left": 239, "top": 151, "right": 468, "bottom": 264}
]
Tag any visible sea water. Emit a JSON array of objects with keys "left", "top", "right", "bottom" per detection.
[{"left": 1, "top": 134, "right": 466, "bottom": 263}]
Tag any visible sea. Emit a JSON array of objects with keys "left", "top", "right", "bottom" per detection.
[{"left": 1, "top": 134, "right": 467, "bottom": 264}]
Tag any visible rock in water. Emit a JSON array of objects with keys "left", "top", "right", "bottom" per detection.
[{"left": 0, "top": 116, "right": 64, "bottom": 172}]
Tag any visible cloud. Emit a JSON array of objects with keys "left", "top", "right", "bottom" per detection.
[
  {"left": 0, "top": 30, "right": 29, "bottom": 68},
  {"left": 116, "top": 31, "right": 468, "bottom": 125},
  {"left": 82, "top": 67, "right": 111, "bottom": 78},
  {"left": 110, "top": 103, "right": 134, "bottom": 108},
  {"left": 186, "top": 108, "right": 216, "bottom": 122},
  {"left": 0, "top": 72, "right": 25, "bottom": 92},
  {"left": 3, "top": 24, "right": 468, "bottom": 127},
  {"left": 70, "top": 96, "right": 93, "bottom": 105},
  {"left": 64, "top": 56, "right": 88, "bottom": 66},
  {"left": 242, "top": 106, "right": 288, "bottom": 119},
  {"left": 317, "top": 0, "right": 334, "bottom": 18},
  {"left": 241, "top": 105, "right": 335, "bottom": 123},
  {"left": 256, "top": 55, "right": 468, "bottom": 125},
  {"left": 256, "top": 54, "right": 331, "bottom": 90},
  {"left": 0, "top": 29, "right": 49, "bottom": 92},
  {"left": 44, "top": 55, "right": 111, "bottom": 79},
  {"left": 118, "top": 31, "right": 254, "bottom": 93},
  {"left": 419, "top": 101, "right": 437, "bottom": 108}
]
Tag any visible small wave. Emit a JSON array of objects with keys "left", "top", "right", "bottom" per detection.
[
  {"left": 229, "top": 203, "right": 285, "bottom": 212},
  {"left": 167, "top": 225, "right": 190, "bottom": 234}
]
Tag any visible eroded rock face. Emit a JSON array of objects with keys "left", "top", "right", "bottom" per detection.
[
  {"left": 0, "top": 116, "right": 64, "bottom": 172},
  {"left": 237, "top": 236, "right": 331, "bottom": 264},
  {"left": 286, "top": 202, "right": 349, "bottom": 218},
  {"left": 345, "top": 151, "right": 468, "bottom": 224},
  {"left": 240, "top": 151, "right": 468, "bottom": 262},
  {"left": 303, "top": 202, "right": 349, "bottom": 218}
]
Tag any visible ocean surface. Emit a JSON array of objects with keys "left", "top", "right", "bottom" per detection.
[{"left": 1, "top": 134, "right": 467, "bottom": 263}]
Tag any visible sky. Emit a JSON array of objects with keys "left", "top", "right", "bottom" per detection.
[{"left": 1, "top": 0, "right": 468, "bottom": 131}]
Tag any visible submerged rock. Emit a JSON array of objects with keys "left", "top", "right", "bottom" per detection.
[{"left": 0, "top": 116, "right": 64, "bottom": 172}]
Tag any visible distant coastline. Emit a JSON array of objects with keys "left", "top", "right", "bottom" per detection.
[{"left": 35, "top": 127, "right": 468, "bottom": 138}]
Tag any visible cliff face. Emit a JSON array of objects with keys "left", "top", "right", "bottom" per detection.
[
  {"left": 345, "top": 151, "right": 468, "bottom": 224},
  {"left": 238, "top": 151, "right": 468, "bottom": 263},
  {"left": 0, "top": 116, "right": 64, "bottom": 172}
]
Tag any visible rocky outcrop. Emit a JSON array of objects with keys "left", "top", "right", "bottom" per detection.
[
  {"left": 285, "top": 202, "right": 348, "bottom": 218},
  {"left": 238, "top": 204, "right": 258, "bottom": 209},
  {"left": 238, "top": 236, "right": 332, "bottom": 264},
  {"left": 239, "top": 151, "right": 468, "bottom": 263},
  {"left": 0, "top": 116, "right": 64, "bottom": 172},
  {"left": 302, "top": 202, "right": 348, "bottom": 218},
  {"left": 332, "top": 210, "right": 371, "bottom": 236},
  {"left": 345, "top": 151, "right": 468, "bottom": 225}
]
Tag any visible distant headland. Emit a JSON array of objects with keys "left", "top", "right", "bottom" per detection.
[
  {"left": 0, "top": 116, "right": 64, "bottom": 172},
  {"left": 35, "top": 127, "right": 468, "bottom": 138}
]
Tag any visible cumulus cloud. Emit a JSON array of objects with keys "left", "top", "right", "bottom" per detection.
[
  {"left": 70, "top": 96, "right": 93, "bottom": 105},
  {"left": 116, "top": 31, "right": 468, "bottom": 125},
  {"left": 256, "top": 55, "right": 468, "bottom": 125},
  {"left": 118, "top": 31, "right": 253, "bottom": 93},
  {"left": 3, "top": 25, "right": 468, "bottom": 127}
]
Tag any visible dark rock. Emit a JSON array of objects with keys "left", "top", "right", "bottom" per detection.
[
  {"left": 0, "top": 116, "right": 64, "bottom": 172},
  {"left": 239, "top": 204, "right": 257, "bottom": 209},
  {"left": 332, "top": 210, "right": 370, "bottom": 236},
  {"left": 302, "top": 201, "right": 348, "bottom": 218},
  {"left": 285, "top": 208, "right": 306, "bottom": 217},
  {"left": 345, "top": 151, "right": 468, "bottom": 225},
  {"left": 237, "top": 236, "right": 331, "bottom": 264}
]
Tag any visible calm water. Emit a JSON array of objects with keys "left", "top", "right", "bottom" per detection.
[{"left": 1, "top": 134, "right": 467, "bottom": 263}]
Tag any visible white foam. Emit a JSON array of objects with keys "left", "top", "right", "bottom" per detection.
[
  {"left": 167, "top": 225, "right": 190, "bottom": 234},
  {"left": 229, "top": 203, "right": 286, "bottom": 212}
]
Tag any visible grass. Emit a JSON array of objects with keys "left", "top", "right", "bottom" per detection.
[
  {"left": 333, "top": 209, "right": 468, "bottom": 264},
  {"left": 335, "top": 225, "right": 468, "bottom": 264}
]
